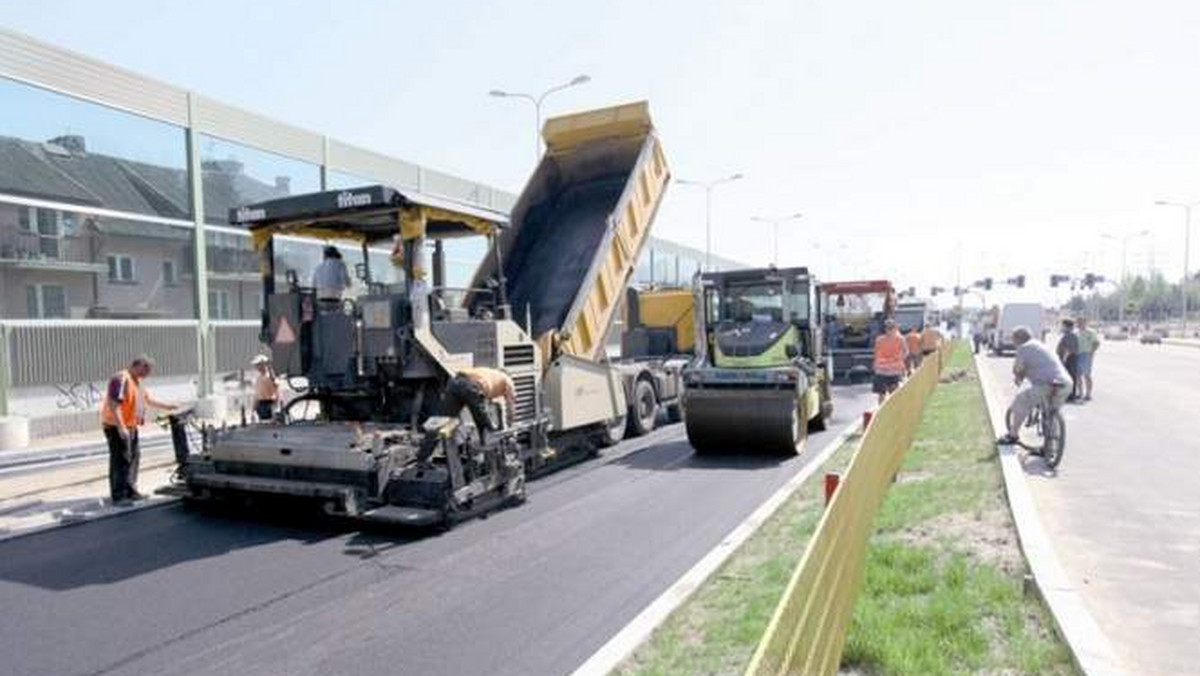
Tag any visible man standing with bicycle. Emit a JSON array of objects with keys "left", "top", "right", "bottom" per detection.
[{"left": 997, "top": 326, "right": 1073, "bottom": 446}]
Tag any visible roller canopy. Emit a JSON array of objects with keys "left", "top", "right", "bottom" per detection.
[{"left": 230, "top": 185, "right": 508, "bottom": 252}]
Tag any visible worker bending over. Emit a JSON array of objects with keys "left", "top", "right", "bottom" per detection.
[{"left": 418, "top": 367, "right": 516, "bottom": 462}]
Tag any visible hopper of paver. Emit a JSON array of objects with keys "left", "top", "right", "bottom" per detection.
[{"left": 471, "top": 101, "right": 670, "bottom": 363}]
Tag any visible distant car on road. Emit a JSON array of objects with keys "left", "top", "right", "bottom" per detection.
[
  {"left": 1140, "top": 330, "right": 1164, "bottom": 345},
  {"left": 1104, "top": 327, "right": 1129, "bottom": 341}
]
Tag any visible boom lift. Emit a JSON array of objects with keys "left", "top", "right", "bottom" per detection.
[
  {"left": 682, "top": 267, "right": 833, "bottom": 454},
  {"left": 165, "top": 102, "right": 669, "bottom": 526}
]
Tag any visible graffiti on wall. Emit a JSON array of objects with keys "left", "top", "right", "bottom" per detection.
[{"left": 54, "top": 381, "right": 105, "bottom": 411}]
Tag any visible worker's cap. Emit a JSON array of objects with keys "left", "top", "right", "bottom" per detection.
[{"left": 250, "top": 354, "right": 270, "bottom": 365}]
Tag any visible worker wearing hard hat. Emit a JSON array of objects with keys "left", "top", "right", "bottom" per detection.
[{"left": 251, "top": 354, "right": 280, "bottom": 422}]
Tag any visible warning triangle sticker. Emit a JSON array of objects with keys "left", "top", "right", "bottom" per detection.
[{"left": 274, "top": 317, "right": 297, "bottom": 345}]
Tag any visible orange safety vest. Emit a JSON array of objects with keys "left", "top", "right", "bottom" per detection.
[
  {"left": 100, "top": 369, "right": 144, "bottom": 428},
  {"left": 874, "top": 333, "right": 908, "bottom": 376}
]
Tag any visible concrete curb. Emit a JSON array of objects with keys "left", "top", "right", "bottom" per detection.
[
  {"left": 569, "top": 418, "right": 864, "bottom": 676},
  {"left": 973, "top": 355, "right": 1127, "bottom": 676},
  {"left": 1163, "top": 338, "right": 1200, "bottom": 349},
  {"left": 0, "top": 496, "right": 178, "bottom": 544}
]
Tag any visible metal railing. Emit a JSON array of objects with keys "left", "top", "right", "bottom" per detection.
[
  {"left": 746, "top": 342, "right": 954, "bottom": 676},
  {"left": 0, "top": 230, "right": 101, "bottom": 269}
]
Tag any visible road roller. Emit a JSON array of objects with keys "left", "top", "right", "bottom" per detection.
[{"left": 681, "top": 266, "right": 833, "bottom": 455}]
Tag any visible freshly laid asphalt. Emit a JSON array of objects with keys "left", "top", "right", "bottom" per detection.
[
  {"left": 0, "top": 386, "right": 873, "bottom": 676},
  {"left": 980, "top": 341, "right": 1200, "bottom": 676}
]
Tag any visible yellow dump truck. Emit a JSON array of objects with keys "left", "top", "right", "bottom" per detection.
[{"left": 470, "top": 100, "right": 671, "bottom": 446}]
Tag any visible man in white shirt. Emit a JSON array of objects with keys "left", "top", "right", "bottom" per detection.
[{"left": 312, "top": 245, "right": 350, "bottom": 300}]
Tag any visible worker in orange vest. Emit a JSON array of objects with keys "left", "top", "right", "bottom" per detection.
[
  {"left": 872, "top": 320, "right": 909, "bottom": 404},
  {"left": 904, "top": 327, "right": 923, "bottom": 372},
  {"left": 101, "top": 355, "right": 176, "bottom": 506}
]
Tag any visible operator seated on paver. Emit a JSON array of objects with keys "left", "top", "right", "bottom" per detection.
[
  {"left": 417, "top": 367, "right": 517, "bottom": 463},
  {"left": 997, "top": 326, "right": 1073, "bottom": 445}
]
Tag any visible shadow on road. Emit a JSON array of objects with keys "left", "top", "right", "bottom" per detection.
[
  {"left": 0, "top": 502, "right": 352, "bottom": 590},
  {"left": 1018, "top": 452, "right": 1058, "bottom": 478}
]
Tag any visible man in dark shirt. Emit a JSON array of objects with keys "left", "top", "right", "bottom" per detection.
[{"left": 1056, "top": 319, "right": 1081, "bottom": 402}]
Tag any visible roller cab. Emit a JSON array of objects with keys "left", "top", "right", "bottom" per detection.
[{"left": 682, "top": 267, "right": 833, "bottom": 455}]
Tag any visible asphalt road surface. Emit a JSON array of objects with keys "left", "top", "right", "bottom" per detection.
[
  {"left": 0, "top": 386, "right": 873, "bottom": 676},
  {"left": 980, "top": 340, "right": 1200, "bottom": 676}
]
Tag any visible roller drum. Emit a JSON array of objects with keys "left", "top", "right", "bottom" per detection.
[{"left": 683, "top": 389, "right": 806, "bottom": 455}]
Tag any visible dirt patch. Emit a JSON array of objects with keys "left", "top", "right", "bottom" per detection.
[
  {"left": 939, "top": 368, "right": 974, "bottom": 384},
  {"left": 884, "top": 508, "right": 1025, "bottom": 575}
]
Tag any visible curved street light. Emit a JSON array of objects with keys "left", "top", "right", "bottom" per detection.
[
  {"left": 751, "top": 212, "right": 803, "bottom": 267},
  {"left": 676, "top": 173, "right": 744, "bottom": 271},
  {"left": 488, "top": 75, "right": 591, "bottom": 162}
]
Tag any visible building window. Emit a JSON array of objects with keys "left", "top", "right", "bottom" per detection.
[
  {"left": 17, "top": 207, "right": 62, "bottom": 258},
  {"left": 25, "top": 284, "right": 68, "bottom": 319},
  {"left": 162, "top": 259, "right": 179, "bottom": 286},
  {"left": 208, "top": 289, "right": 232, "bottom": 319},
  {"left": 107, "top": 254, "right": 136, "bottom": 283}
]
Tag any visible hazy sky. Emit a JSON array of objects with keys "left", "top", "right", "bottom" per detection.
[{"left": 5, "top": 0, "right": 1200, "bottom": 307}]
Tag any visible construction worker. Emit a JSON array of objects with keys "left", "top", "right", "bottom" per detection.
[
  {"left": 250, "top": 354, "right": 280, "bottom": 421},
  {"left": 904, "top": 327, "right": 922, "bottom": 372},
  {"left": 418, "top": 367, "right": 517, "bottom": 462},
  {"left": 312, "top": 245, "right": 351, "bottom": 301},
  {"left": 100, "top": 355, "right": 175, "bottom": 506},
  {"left": 920, "top": 322, "right": 944, "bottom": 358},
  {"left": 872, "top": 319, "right": 909, "bottom": 404}
]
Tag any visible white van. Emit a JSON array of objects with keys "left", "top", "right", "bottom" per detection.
[{"left": 990, "top": 303, "right": 1044, "bottom": 354}]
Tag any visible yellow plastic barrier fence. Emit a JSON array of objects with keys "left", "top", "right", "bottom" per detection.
[{"left": 746, "top": 341, "right": 955, "bottom": 676}]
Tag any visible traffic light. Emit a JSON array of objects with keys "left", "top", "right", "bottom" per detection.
[
  {"left": 1082, "top": 273, "right": 1106, "bottom": 289},
  {"left": 1050, "top": 274, "right": 1070, "bottom": 288},
  {"left": 930, "top": 286, "right": 944, "bottom": 296},
  {"left": 1007, "top": 275, "right": 1025, "bottom": 288},
  {"left": 974, "top": 278, "right": 993, "bottom": 291}
]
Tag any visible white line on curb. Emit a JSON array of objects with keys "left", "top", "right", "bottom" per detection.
[
  {"left": 570, "top": 418, "right": 863, "bottom": 676},
  {"left": 974, "top": 354, "right": 1127, "bottom": 676}
]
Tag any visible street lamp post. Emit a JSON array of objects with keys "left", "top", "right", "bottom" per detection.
[
  {"left": 751, "top": 212, "right": 803, "bottom": 266},
  {"left": 489, "top": 74, "right": 591, "bottom": 163},
  {"left": 1102, "top": 229, "right": 1150, "bottom": 325},
  {"left": 1154, "top": 199, "right": 1199, "bottom": 336},
  {"left": 676, "top": 173, "right": 744, "bottom": 271}
]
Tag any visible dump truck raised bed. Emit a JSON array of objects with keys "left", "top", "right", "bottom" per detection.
[
  {"left": 165, "top": 102, "right": 670, "bottom": 527},
  {"left": 471, "top": 101, "right": 671, "bottom": 441},
  {"left": 682, "top": 267, "right": 833, "bottom": 455}
]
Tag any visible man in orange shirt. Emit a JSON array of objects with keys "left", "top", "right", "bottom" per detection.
[
  {"left": 873, "top": 320, "right": 909, "bottom": 404},
  {"left": 904, "top": 327, "right": 923, "bottom": 372},
  {"left": 101, "top": 355, "right": 175, "bottom": 506}
]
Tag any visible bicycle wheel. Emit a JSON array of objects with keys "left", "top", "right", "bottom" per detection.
[{"left": 1042, "top": 408, "right": 1066, "bottom": 468}]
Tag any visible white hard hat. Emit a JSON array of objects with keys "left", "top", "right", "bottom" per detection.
[{"left": 250, "top": 354, "right": 270, "bottom": 365}]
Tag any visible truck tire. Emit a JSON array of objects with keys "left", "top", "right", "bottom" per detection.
[
  {"left": 596, "top": 415, "right": 626, "bottom": 448},
  {"left": 626, "top": 378, "right": 658, "bottom": 437}
]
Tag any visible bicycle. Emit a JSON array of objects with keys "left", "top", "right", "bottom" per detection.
[{"left": 1005, "top": 385, "right": 1067, "bottom": 469}]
